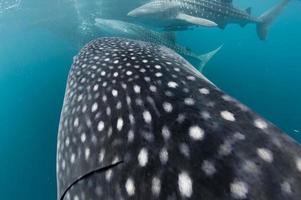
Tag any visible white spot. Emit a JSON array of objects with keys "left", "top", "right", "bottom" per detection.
[
  {"left": 254, "top": 119, "right": 268, "bottom": 129},
  {"left": 70, "top": 153, "right": 75, "bottom": 164},
  {"left": 199, "top": 88, "right": 210, "bottom": 95},
  {"left": 113, "top": 72, "right": 119, "bottom": 77},
  {"left": 230, "top": 181, "right": 248, "bottom": 199},
  {"left": 178, "top": 172, "right": 193, "bottom": 198},
  {"left": 201, "top": 111, "right": 211, "bottom": 120},
  {"left": 187, "top": 76, "right": 196, "bottom": 81},
  {"left": 61, "top": 159, "right": 66, "bottom": 170},
  {"left": 81, "top": 133, "right": 86, "bottom": 143},
  {"left": 129, "top": 114, "right": 135, "bottom": 125},
  {"left": 125, "top": 178, "right": 135, "bottom": 196},
  {"left": 202, "top": 160, "right": 216, "bottom": 176},
  {"left": 220, "top": 110, "right": 236, "bottom": 121},
  {"left": 113, "top": 60, "right": 119, "bottom": 64},
  {"left": 243, "top": 160, "right": 259, "bottom": 174},
  {"left": 150, "top": 85, "right": 157, "bottom": 92},
  {"left": 189, "top": 126, "right": 205, "bottom": 141},
  {"left": 77, "top": 94, "right": 83, "bottom": 101},
  {"left": 133, "top": 85, "right": 141, "bottom": 94},
  {"left": 93, "top": 84, "right": 99, "bottom": 91},
  {"left": 91, "top": 102, "right": 98, "bottom": 112},
  {"left": 219, "top": 141, "right": 233, "bottom": 156},
  {"left": 281, "top": 181, "right": 292, "bottom": 194},
  {"left": 162, "top": 126, "right": 171, "bottom": 140},
  {"left": 155, "top": 72, "right": 162, "bottom": 77},
  {"left": 143, "top": 110, "right": 152, "bottom": 124},
  {"left": 163, "top": 102, "right": 173, "bottom": 113},
  {"left": 65, "top": 137, "right": 70, "bottom": 147},
  {"left": 167, "top": 81, "right": 178, "bottom": 88},
  {"left": 155, "top": 64, "right": 161, "bottom": 69},
  {"left": 233, "top": 132, "right": 246, "bottom": 140},
  {"left": 117, "top": 118, "right": 124, "bottom": 131},
  {"left": 105, "top": 169, "right": 113, "bottom": 181},
  {"left": 99, "top": 149, "right": 105, "bottom": 163},
  {"left": 184, "top": 98, "right": 195, "bottom": 106},
  {"left": 112, "top": 89, "right": 118, "bottom": 97},
  {"left": 142, "top": 59, "right": 148, "bottom": 63},
  {"left": 222, "top": 95, "right": 234, "bottom": 102},
  {"left": 179, "top": 143, "right": 190, "bottom": 157},
  {"left": 85, "top": 148, "right": 90, "bottom": 160},
  {"left": 126, "top": 71, "right": 133, "bottom": 76},
  {"left": 97, "top": 121, "right": 104, "bottom": 132},
  {"left": 159, "top": 148, "right": 168, "bottom": 164},
  {"left": 138, "top": 148, "right": 148, "bottom": 167},
  {"left": 73, "top": 195, "right": 79, "bottom": 200},
  {"left": 74, "top": 117, "right": 79, "bottom": 127},
  {"left": 144, "top": 77, "right": 151, "bottom": 82},
  {"left": 296, "top": 158, "right": 301, "bottom": 172},
  {"left": 257, "top": 148, "right": 273, "bottom": 163},
  {"left": 128, "top": 130, "right": 134, "bottom": 143},
  {"left": 152, "top": 177, "right": 161, "bottom": 196},
  {"left": 106, "top": 107, "right": 111, "bottom": 116}
]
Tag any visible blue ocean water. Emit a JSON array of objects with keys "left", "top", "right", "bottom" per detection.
[{"left": 0, "top": 0, "right": 300, "bottom": 199}]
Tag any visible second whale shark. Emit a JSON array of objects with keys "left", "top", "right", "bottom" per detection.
[
  {"left": 128, "top": 0, "right": 292, "bottom": 40},
  {"left": 95, "top": 18, "right": 222, "bottom": 72}
]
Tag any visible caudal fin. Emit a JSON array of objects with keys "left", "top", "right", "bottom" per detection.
[
  {"left": 257, "top": 0, "right": 290, "bottom": 40},
  {"left": 197, "top": 45, "right": 223, "bottom": 72}
]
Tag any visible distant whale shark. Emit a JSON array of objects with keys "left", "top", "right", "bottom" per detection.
[
  {"left": 57, "top": 37, "right": 301, "bottom": 200},
  {"left": 95, "top": 18, "right": 222, "bottom": 72},
  {"left": 128, "top": 0, "right": 291, "bottom": 40}
]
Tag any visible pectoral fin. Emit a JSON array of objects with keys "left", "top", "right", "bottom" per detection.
[{"left": 176, "top": 13, "right": 217, "bottom": 27}]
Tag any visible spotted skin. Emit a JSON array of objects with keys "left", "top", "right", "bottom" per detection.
[{"left": 57, "top": 37, "right": 301, "bottom": 200}]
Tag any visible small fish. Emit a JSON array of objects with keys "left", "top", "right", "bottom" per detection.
[
  {"left": 95, "top": 18, "right": 222, "bottom": 72},
  {"left": 57, "top": 37, "right": 301, "bottom": 200},
  {"left": 128, "top": 0, "right": 292, "bottom": 40}
]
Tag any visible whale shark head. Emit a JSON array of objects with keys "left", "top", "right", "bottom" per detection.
[
  {"left": 127, "top": 1, "right": 179, "bottom": 17},
  {"left": 57, "top": 37, "right": 301, "bottom": 200}
]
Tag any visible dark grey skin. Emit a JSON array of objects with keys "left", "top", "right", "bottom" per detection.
[
  {"left": 128, "top": 0, "right": 291, "bottom": 40},
  {"left": 57, "top": 37, "right": 301, "bottom": 200}
]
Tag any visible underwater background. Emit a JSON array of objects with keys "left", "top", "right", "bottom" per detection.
[{"left": 0, "top": 0, "right": 300, "bottom": 199}]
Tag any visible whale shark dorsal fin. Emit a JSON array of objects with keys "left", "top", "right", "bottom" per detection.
[{"left": 176, "top": 13, "right": 217, "bottom": 27}]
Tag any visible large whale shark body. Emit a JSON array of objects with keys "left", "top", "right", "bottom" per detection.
[
  {"left": 95, "top": 18, "right": 222, "bottom": 72},
  {"left": 128, "top": 0, "right": 291, "bottom": 40},
  {"left": 57, "top": 37, "right": 301, "bottom": 200}
]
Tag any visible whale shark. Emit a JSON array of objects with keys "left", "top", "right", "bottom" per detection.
[
  {"left": 95, "top": 18, "right": 222, "bottom": 72},
  {"left": 128, "top": 0, "right": 291, "bottom": 40},
  {"left": 57, "top": 37, "right": 301, "bottom": 200}
]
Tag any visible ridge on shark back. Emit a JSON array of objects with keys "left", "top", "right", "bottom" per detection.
[
  {"left": 95, "top": 18, "right": 222, "bottom": 72},
  {"left": 128, "top": 0, "right": 292, "bottom": 40},
  {"left": 57, "top": 37, "right": 301, "bottom": 200}
]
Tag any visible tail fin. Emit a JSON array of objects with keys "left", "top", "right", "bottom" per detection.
[
  {"left": 197, "top": 45, "right": 223, "bottom": 73},
  {"left": 257, "top": 0, "right": 290, "bottom": 40}
]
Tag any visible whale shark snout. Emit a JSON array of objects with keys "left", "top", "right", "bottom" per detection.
[{"left": 57, "top": 37, "right": 301, "bottom": 200}]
